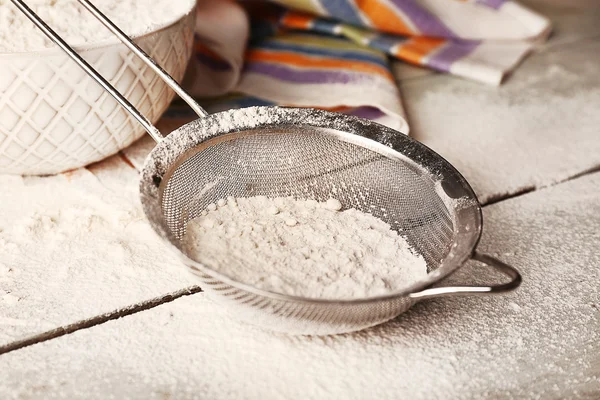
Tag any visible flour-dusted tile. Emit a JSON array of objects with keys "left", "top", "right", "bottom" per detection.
[
  {"left": 446, "top": 170, "right": 600, "bottom": 398},
  {"left": 401, "top": 39, "right": 600, "bottom": 203},
  {"left": 0, "top": 156, "right": 197, "bottom": 347},
  {"left": 523, "top": 0, "right": 600, "bottom": 52},
  {"left": 392, "top": 61, "right": 435, "bottom": 83},
  {"left": 1, "top": 172, "right": 598, "bottom": 399}
]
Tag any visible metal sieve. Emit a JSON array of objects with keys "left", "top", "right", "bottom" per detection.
[{"left": 16, "top": 0, "right": 521, "bottom": 335}]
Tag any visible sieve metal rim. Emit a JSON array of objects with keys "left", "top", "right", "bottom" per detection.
[{"left": 139, "top": 106, "right": 499, "bottom": 305}]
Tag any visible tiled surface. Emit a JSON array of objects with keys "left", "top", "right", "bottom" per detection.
[
  {"left": 522, "top": 0, "right": 600, "bottom": 52},
  {"left": 1, "top": 171, "right": 598, "bottom": 399},
  {"left": 401, "top": 39, "right": 600, "bottom": 203},
  {"left": 0, "top": 114, "right": 203, "bottom": 347},
  {"left": 0, "top": 156, "right": 197, "bottom": 347}
]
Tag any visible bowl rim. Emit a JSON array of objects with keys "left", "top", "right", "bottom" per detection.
[{"left": 0, "top": 0, "right": 197, "bottom": 58}]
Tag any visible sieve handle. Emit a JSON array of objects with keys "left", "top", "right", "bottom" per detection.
[{"left": 408, "top": 252, "right": 521, "bottom": 300}]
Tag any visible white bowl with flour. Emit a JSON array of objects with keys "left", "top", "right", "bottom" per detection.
[{"left": 0, "top": 0, "right": 197, "bottom": 175}]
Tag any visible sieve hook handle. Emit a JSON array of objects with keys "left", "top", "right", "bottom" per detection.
[
  {"left": 10, "top": 0, "right": 208, "bottom": 144},
  {"left": 408, "top": 252, "right": 521, "bottom": 300}
]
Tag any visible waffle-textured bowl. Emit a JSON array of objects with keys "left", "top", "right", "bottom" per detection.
[{"left": 0, "top": 6, "right": 196, "bottom": 175}]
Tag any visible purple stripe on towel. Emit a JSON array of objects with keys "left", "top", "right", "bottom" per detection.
[
  {"left": 347, "top": 107, "right": 385, "bottom": 120},
  {"left": 427, "top": 41, "right": 478, "bottom": 72},
  {"left": 196, "top": 53, "right": 232, "bottom": 72},
  {"left": 476, "top": 0, "right": 506, "bottom": 10},
  {"left": 389, "top": 0, "right": 455, "bottom": 38},
  {"left": 244, "top": 62, "right": 375, "bottom": 84}
]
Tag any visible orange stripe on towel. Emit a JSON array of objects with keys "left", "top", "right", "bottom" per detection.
[
  {"left": 281, "top": 12, "right": 314, "bottom": 29},
  {"left": 395, "top": 37, "right": 445, "bottom": 65},
  {"left": 355, "top": 0, "right": 414, "bottom": 36},
  {"left": 246, "top": 49, "right": 393, "bottom": 80}
]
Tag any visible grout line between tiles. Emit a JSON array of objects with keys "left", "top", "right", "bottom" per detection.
[
  {"left": 482, "top": 185, "right": 536, "bottom": 207},
  {"left": 0, "top": 286, "right": 203, "bottom": 356},
  {"left": 482, "top": 163, "right": 600, "bottom": 208},
  {"left": 558, "top": 163, "right": 600, "bottom": 183}
]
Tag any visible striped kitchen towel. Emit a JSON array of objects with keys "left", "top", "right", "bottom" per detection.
[{"left": 172, "top": 0, "right": 551, "bottom": 132}]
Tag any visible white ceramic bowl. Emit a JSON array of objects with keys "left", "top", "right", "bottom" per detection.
[{"left": 0, "top": 7, "right": 196, "bottom": 175}]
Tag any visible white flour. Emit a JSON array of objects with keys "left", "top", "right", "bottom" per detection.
[
  {"left": 182, "top": 196, "right": 428, "bottom": 299},
  {"left": 0, "top": 0, "right": 196, "bottom": 52},
  {"left": 0, "top": 163, "right": 195, "bottom": 345}
]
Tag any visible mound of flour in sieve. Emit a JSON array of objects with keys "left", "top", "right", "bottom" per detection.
[
  {"left": 0, "top": 0, "right": 195, "bottom": 52},
  {"left": 182, "top": 196, "right": 428, "bottom": 299}
]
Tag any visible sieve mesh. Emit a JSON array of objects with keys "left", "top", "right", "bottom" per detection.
[
  {"left": 161, "top": 128, "right": 454, "bottom": 269},
  {"left": 140, "top": 107, "right": 482, "bottom": 335}
]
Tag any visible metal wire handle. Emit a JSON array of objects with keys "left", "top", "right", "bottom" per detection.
[
  {"left": 10, "top": 0, "right": 208, "bottom": 143},
  {"left": 408, "top": 252, "right": 522, "bottom": 300}
]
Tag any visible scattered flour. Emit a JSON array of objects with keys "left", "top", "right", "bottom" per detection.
[
  {"left": 0, "top": 162, "right": 195, "bottom": 345},
  {"left": 182, "top": 196, "right": 428, "bottom": 299},
  {"left": 405, "top": 59, "right": 600, "bottom": 203},
  {"left": 0, "top": 0, "right": 196, "bottom": 52}
]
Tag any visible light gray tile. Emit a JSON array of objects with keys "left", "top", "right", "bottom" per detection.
[
  {"left": 523, "top": 0, "right": 600, "bottom": 52},
  {"left": 392, "top": 61, "right": 436, "bottom": 83}
]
